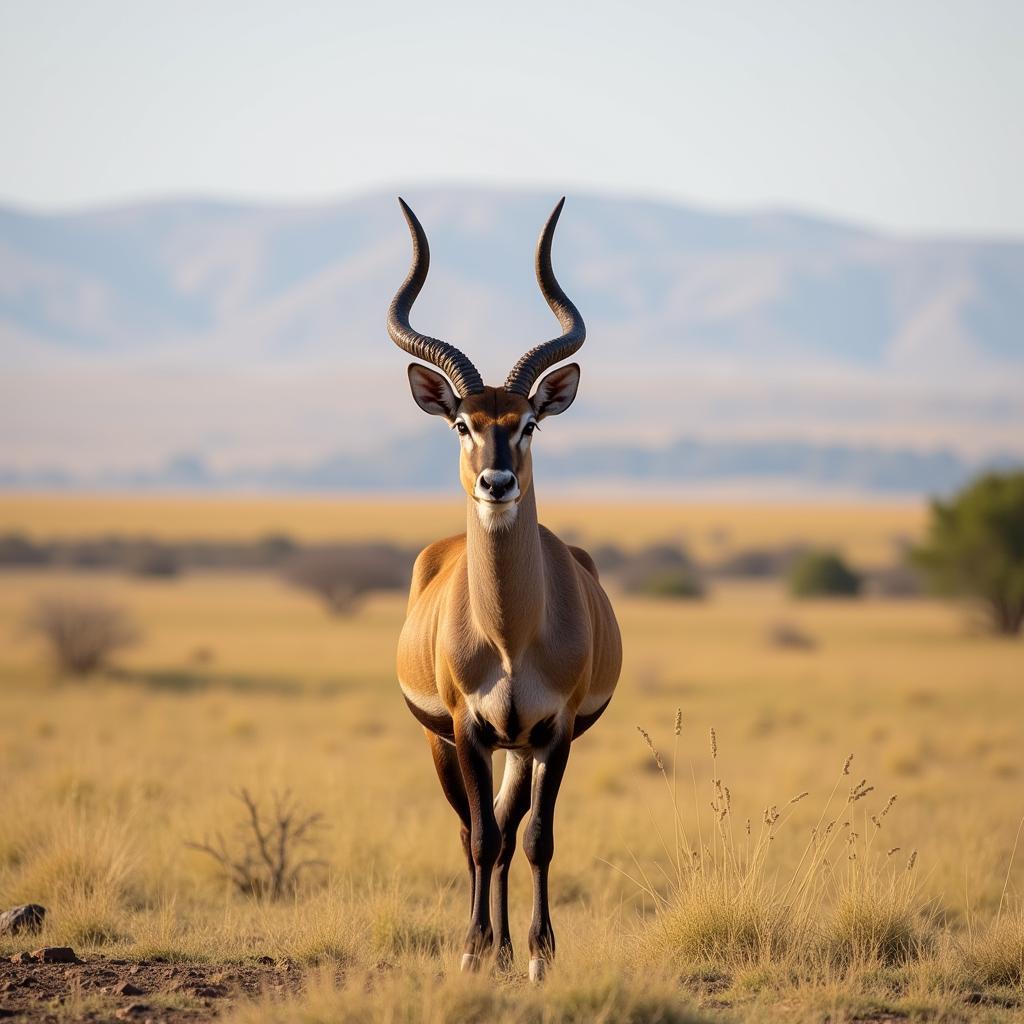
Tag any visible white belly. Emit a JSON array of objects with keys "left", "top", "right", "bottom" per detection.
[
  {"left": 398, "top": 678, "right": 448, "bottom": 718},
  {"left": 464, "top": 663, "right": 567, "bottom": 747}
]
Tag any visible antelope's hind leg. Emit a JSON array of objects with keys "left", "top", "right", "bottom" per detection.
[
  {"left": 491, "top": 749, "right": 533, "bottom": 970},
  {"left": 424, "top": 729, "right": 475, "bottom": 917}
]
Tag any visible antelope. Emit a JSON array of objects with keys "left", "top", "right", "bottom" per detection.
[{"left": 388, "top": 197, "right": 622, "bottom": 981}]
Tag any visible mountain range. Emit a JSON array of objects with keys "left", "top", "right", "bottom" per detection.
[{"left": 2, "top": 186, "right": 1022, "bottom": 493}]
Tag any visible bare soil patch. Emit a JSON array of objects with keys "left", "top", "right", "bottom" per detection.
[{"left": 0, "top": 953, "right": 305, "bottom": 1023}]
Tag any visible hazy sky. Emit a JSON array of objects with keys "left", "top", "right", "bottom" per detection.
[{"left": 2, "top": 0, "right": 1022, "bottom": 235}]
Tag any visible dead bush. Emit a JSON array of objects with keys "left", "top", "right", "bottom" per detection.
[
  {"left": 713, "top": 544, "right": 810, "bottom": 579},
  {"left": 766, "top": 619, "right": 818, "bottom": 650},
  {"left": 185, "top": 789, "right": 326, "bottom": 900},
  {"left": 27, "top": 595, "right": 139, "bottom": 676}
]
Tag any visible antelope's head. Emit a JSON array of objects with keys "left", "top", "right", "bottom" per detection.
[{"left": 387, "top": 198, "right": 584, "bottom": 533}]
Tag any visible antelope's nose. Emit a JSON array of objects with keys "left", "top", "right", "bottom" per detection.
[{"left": 477, "top": 469, "right": 518, "bottom": 503}]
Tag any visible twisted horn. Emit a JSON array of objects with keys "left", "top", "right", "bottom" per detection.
[
  {"left": 503, "top": 197, "right": 586, "bottom": 397},
  {"left": 387, "top": 198, "right": 484, "bottom": 397}
]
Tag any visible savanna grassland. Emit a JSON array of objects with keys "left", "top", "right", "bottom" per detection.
[{"left": 1, "top": 495, "right": 1022, "bottom": 1024}]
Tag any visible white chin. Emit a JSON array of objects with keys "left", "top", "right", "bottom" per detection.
[{"left": 476, "top": 500, "right": 518, "bottom": 533}]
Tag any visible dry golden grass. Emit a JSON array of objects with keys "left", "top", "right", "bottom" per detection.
[{"left": 0, "top": 495, "right": 1021, "bottom": 1022}]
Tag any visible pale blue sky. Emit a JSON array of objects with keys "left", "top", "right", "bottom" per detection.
[{"left": 1, "top": 0, "right": 1021, "bottom": 235}]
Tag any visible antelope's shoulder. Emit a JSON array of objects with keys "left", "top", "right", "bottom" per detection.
[
  {"left": 537, "top": 525, "right": 599, "bottom": 581},
  {"left": 567, "top": 544, "right": 599, "bottom": 580},
  {"left": 409, "top": 532, "right": 466, "bottom": 601}
]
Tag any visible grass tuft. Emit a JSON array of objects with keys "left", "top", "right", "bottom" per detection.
[
  {"left": 966, "top": 909, "right": 1024, "bottom": 987},
  {"left": 630, "top": 713, "right": 930, "bottom": 978}
]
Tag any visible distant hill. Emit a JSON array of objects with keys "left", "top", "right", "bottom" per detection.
[
  {"left": 4, "top": 188, "right": 1024, "bottom": 371},
  {"left": 2, "top": 186, "right": 1022, "bottom": 491}
]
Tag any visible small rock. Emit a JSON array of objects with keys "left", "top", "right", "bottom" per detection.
[
  {"left": 965, "top": 992, "right": 1020, "bottom": 1009},
  {"left": 31, "top": 946, "right": 81, "bottom": 964},
  {"left": 115, "top": 1003, "right": 149, "bottom": 1019},
  {"left": 190, "top": 984, "right": 225, "bottom": 998},
  {"left": 127, "top": 965, "right": 142, "bottom": 975},
  {"left": 114, "top": 981, "right": 144, "bottom": 996},
  {"left": 115, "top": 1005, "right": 151, "bottom": 1019},
  {"left": 0, "top": 904, "right": 46, "bottom": 937}
]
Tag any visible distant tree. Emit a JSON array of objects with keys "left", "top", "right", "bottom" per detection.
[
  {"left": 27, "top": 595, "right": 139, "bottom": 675},
  {"left": 283, "top": 544, "right": 413, "bottom": 615},
  {"left": 630, "top": 567, "right": 706, "bottom": 600},
  {"left": 713, "top": 544, "right": 810, "bottom": 579},
  {"left": 911, "top": 471, "right": 1024, "bottom": 636},
  {"left": 126, "top": 542, "right": 181, "bottom": 577},
  {"left": 0, "top": 532, "right": 48, "bottom": 566},
  {"left": 788, "top": 550, "right": 862, "bottom": 598},
  {"left": 591, "top": 543, "right": 627, "bottom": 574},
  {"left": 617, "top": 544, "right": 705, "bottom": 600}
]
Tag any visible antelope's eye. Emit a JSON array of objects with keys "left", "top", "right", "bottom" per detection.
[
  {"left": 455, "top": 422, "right": 470, "bottom": 436},
  {"left": 522, "top": 422, "right": 537, "bottom": 437}
]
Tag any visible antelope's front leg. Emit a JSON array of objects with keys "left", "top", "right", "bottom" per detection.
[
  {"left": 491, "top": 749, "right": 533, "bottom": 969},
  {"left": 523, "top": 726, "right": 572, "bottom": 982},
  {"left": 454, "top": 714, "right": 500, "bottom": 971}
]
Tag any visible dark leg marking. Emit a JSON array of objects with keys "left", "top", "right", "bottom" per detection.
[
  {"left": 523, "top": 729, "right": 572, "bottom": 982},
  {"left": 490, "top": 750, "right": 532, "bottom": 969},
  {"left": 424, "top": 729, "right": 474, "bottom": 915},
  {"left": 528, "top": 715, "right": 556, "bottom": 749}
]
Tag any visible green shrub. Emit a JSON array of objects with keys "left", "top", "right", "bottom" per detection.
[
  {"left": 788, "top": 550, "right": 862, "bottom": 598},
  {"left": 633, "top": 568, "right": 705, "bottom": 600}
]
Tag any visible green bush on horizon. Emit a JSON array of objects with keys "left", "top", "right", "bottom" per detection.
[{"left": 787, "top": 550, "right": 862, "bottom": 598}]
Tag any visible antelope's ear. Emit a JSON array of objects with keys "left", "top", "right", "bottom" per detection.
[
  {"left": 531, "top": 363, "right": 580, "bottom": 419},
  {"left": 408, "top": 364, "right": 459, "bottom": 419}
]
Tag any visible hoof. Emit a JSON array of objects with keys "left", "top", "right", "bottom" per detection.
[
  {"left": 529, "top": 957, "right": 546, "bottom": 983},
  {"left": 461, "top": 952, "right": 482, "bottom": 973}
]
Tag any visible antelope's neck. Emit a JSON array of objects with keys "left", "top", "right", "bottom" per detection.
[{"left": 465, "top": 486, "right": 545, "bottom": 663}]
